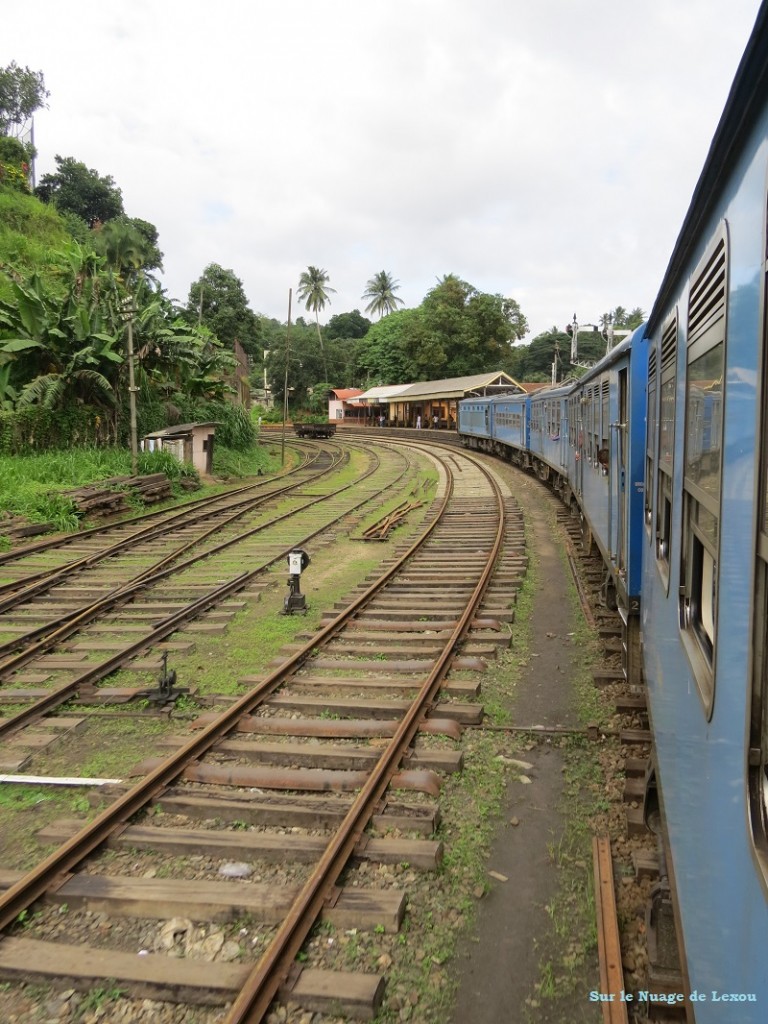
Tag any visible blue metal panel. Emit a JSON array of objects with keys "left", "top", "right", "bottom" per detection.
[{"left": 641, "top": 77, "right": 768, "bottom": 1020}]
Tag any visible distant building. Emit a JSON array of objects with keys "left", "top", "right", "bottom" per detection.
[
  {"left": 347, "top": 372, "right": 523, "bottom": 428},
  {"left": 328, "top": 388, "right": 365, "bottom": 421}
]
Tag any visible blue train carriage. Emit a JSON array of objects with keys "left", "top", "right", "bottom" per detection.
[
  {"left": 457, "top": 396, "right": 494, "bottom": 448},
  {"left": 487, "top": 392, "right": 530, "bottom": 462},
  {"left": 457, "top": 392, "right": 531, "bottom": 461},
  {"left": 565, "top": 330, "right": 649, "bottom": 682},
  {"left": 527, "top": 384, "right": 570, "bottom": 483},
  {"left": 640, "top": 4, "right": 768, "bottom": 1017}
]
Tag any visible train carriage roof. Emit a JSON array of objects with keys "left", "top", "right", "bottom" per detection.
[{"left": 647, "top": 0, "right": 768, "bottom": 332}]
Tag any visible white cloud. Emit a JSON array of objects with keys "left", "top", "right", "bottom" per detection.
[{"left": 2, "top": 0, "right": 763, "bottom": 339}]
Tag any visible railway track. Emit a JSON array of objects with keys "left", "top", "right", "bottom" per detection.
[
  {"left": 0, "top": 439, "right": 424, "bottom": 758},
  {"left": 0, "top": 440, "right": 526, "bottom": 1022}
]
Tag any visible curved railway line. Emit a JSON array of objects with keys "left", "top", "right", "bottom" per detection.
[
  {"left": 0, "top": 438, "right": 526, "bottom": 1023},
  {"left": 0, "top": 438, "right": 418, "bottom": 747}
]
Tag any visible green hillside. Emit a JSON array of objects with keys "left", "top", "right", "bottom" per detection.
[{"left": 0, "top": 187, "right": 72, "bottom": 301}]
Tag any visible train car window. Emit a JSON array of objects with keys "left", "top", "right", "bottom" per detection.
[
  {"left": 585, "top": 386, "right": 593, "bottom": 462},
  {"left": 656, "top": 315, "right": 678, "bottom": 587},
  {"left": 600, "top": 379, "right": 610, "bottom": 473},
  {"left": 645, "top": 346, "right": 658, "bottom": 533},
  {"left": 679, "top": 233, "right": 727, "bottom": 715}
]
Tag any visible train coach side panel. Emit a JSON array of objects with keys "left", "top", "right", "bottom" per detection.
[
  {"left": 640, "top": 106, "right": 768, "bottom": 1020},
  {"left": 492, "top": 396, "right": 529, "bottom": 452}
]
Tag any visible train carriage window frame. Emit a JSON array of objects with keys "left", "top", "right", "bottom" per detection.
[
  {"left": 749, "top": 190, "right": 768, "bottom": 886},
  {"left": 678, "top": 229, "right": 727, "bottom": 718},
  {"left": 655, "top": 314, "right": 678, "bottom": 592},
  {"left": 645, "top": 344, "right": 658, "bottom": 535}
]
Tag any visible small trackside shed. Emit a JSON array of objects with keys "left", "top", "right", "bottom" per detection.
[{"left": 141, "top": 422, "right": 218, "bottom": 476}]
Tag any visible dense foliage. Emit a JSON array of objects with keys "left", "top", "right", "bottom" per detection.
[
  {"left": 356, "top": 275, "right": 528, "bottom": 384},
  {"left": 186, "top": 263, "right": 261, "bottom": 357},
  {"left": 35, "top": 155, "right": 125, "bottom": 227}
]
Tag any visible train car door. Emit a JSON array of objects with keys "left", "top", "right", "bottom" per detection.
[
  {"left": 614, "top": 368, "right": 628, "bottom": 574},
  {"left": 574, "top": 396, "right": 584, "bottom": 497},
  {"left": 559, "top": 399, "right": 568, "bottom": 468}
]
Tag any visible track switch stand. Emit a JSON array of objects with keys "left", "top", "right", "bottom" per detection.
[
  {"left": 283, "top": 548, "right": 311, "bottom": 614},
  {"left": 145, "top": 650, "right": 189, "bottom": 705}
]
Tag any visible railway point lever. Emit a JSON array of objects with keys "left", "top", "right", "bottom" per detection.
[{"left": 283, "top": 548, "right": 311, "bottom": 615}]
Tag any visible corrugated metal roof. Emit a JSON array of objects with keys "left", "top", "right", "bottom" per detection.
[
  {"left": 143, "top": 422, "right": 218, "bottom": 439},
  {"left": 394, "top": 371, "right": 523, "bottom": 399},
  {"left": 330, "top": 388, "right": 364, "bottom": 400},
  {"left": 356, "top": 384, "right": 412, "bottom": 403}
]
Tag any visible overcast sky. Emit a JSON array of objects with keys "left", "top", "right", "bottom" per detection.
[{"left": 3, "top": 0, "right": 763, "bottom": 341}]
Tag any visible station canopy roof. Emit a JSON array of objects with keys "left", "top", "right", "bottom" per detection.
[
  {"left": 388, "top": 371, "right": 524, "bottom": 401},
  {"left": 355, "top": 384, "right": 412, "bottom": 405}
]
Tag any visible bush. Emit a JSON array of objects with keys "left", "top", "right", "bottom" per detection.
[
  {"left": 175, "top": 399, "right": 256, "bottom": 451},
  {"left": 0, "top": 405, "right": 117, "bottom": 455},
  {"left": 0, "top": 162, "right": 30, "bottom": 193}
]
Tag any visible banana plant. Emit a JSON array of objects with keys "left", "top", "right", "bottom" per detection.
[{"left": 0, "top": 242, "right": 123, "bottom": 410}]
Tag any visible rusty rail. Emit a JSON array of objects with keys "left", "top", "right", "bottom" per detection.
[{"left": 593, "top": 835, "right": 629, "bottom": 1024}]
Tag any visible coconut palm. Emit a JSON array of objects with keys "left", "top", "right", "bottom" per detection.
[
  {"left": 362, "top": 271, "right": 405, "bottom": 318},
  {"left": 297, "top": 266, "right": 335, "bottom": 379}
]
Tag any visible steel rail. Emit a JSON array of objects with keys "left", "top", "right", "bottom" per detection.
[
  {"left": 593, "top": 836, "right": 629, "bottom": 1024},
  {"left": 0, "top": 442, "right": 407, "bottom": 738},
  {"left": 224, "top": 457, "right": 507, "bottom": 1024},
  {"left": 0, "top": 444, "right": 318, "bottom": 570},
  {"left": 0, "top": 447, "right": 354, "bottom": 674},
  {"left": 0, "top": 446, "right": 335, "bottom": 612},
  {"left": 0, "top": 444, "right": 459, "bottom": 932}
]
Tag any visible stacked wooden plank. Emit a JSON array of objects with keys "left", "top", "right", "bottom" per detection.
[
  {"left": 0, "top": 473, "right": 180, "bottom": 547},
  {"left": 64, "top": 473, "right": 174, "bottom": 517}
]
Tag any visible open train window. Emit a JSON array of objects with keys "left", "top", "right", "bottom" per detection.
[
  {"left": 656, "top": 315, "right": 677, "bottom": 588},
  {"left": 678, "top": 233, "right": 726, "bottom": 716}
]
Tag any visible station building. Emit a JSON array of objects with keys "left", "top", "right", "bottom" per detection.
[{"left": 331, "top": 372, "right": 525, "bottom": 428}]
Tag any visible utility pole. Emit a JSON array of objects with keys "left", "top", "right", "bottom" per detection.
[
  {"left": 281, "top": 288, "right": 292, "bottom": 467},
  {"left": 126, "top": 310, "right": 139, "bottom": 475},
  {"left": 552, "top": 337, "right": 560, "bottom": 386},
  {"left": 121, "top": 296, "right": 139, "bottom": 475}
]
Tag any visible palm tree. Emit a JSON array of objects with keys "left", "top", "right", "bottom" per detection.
[
  {"left": 297, "top": 266, "right": 335, "bottom": 379},
  {"left": 362, "top": 270, "right": 405, "bottom": 319}
]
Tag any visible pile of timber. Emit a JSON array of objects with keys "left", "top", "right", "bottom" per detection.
[
  {"left": 0, "top": 474, "right": 181, "bottom": 547},
  {"left": 0, "top": 514, "right": 55, "bottom": 543},
  {"left": 63, "top": 473, "right": 175, "bottom": 517}
]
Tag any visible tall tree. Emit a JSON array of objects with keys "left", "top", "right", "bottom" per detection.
[
  {"left": 35, "top": 155, "right": 124, "bottom": 227},
  {"left": 412, "top": 275, "right": 528, "bottom": 377},
  {"left": 357, "top": 307, "right": 421, "bottom": 385},
  {"left": 0, "top": 62, "right": 48, "bottom": 137},
  {"left": 297, "top": 266, "right": 335, "bottom": 379},
  {"left": 326, "top": 309, "right": 371, "bottom": 340},
  {"left": 186, "top": 263, "right": 261, "bottom": 358},
  {"left": 362, "top": 271, "right": 405, "bottom": 319}
]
